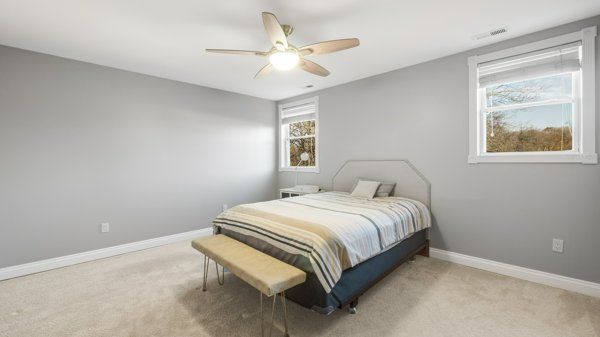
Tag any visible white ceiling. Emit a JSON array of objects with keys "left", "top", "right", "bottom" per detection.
[{"left": 1, "top": 0, "right": 599, "bottom": 101}]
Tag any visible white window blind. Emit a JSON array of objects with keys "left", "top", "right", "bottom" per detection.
[
  {"left": 478, "top": 42, "right": 581, "bottom": 87},
  {"left": 281, "top": 102, "right": 317, "bottom": 125}
]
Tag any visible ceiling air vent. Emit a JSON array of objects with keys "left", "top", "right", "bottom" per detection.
[{"left": 473, "top": 27, "right": 508, "bottom": 41}]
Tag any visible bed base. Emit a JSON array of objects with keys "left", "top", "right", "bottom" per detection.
[
  {"left": 283, "top": 230, "right": 429, "bottom": 315},
  {"left": 340, "top": 239, "right": 429, "bottom": 313}
]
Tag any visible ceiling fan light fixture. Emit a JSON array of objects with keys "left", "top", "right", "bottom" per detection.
[
  {"left": 206, "top": 12, "right": 359, "bottom": 78},
  {"left": 269, "top": 50, "right": 299, "bottom": 71}
]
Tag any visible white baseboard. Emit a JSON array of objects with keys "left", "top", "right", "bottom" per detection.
[
  {"left": 0, "top": 228, "right": 212, "bottom": 281},
  {"left": 430, "top": 248, "right": 600, "bottom": 298},
  {"left": 4, "top": 232, "right": 598, "bottom": 298}
]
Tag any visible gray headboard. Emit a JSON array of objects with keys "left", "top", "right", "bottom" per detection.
[{"left": 332, "top": 159, "right": 431, "bottom": 207}]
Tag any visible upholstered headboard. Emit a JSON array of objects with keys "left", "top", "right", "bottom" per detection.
[{"left": 331, "top": 159, "right": 431, "bottom": 207}]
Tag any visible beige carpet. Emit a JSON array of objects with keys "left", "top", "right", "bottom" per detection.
[{"left": 0, "top": 241, "right": 598, "bottom": 337}]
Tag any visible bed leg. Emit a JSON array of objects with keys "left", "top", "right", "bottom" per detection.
[
  {"left": 348, "top": 298, "right": 359, "bottom": 314},
  {"left": 417, "top": 240, "right": 430, "bottom": 258}
]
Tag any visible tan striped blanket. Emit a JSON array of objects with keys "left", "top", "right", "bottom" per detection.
[{"left": 213, "top": 192, "right": 431, "bottom": 293}]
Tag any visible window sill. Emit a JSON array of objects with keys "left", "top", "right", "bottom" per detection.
[
  {"left": 468, "top": 153, "right": 598, "bottom": 164},
  {"left": 279, "top": 166, "right": 320, "bottom": 173}
]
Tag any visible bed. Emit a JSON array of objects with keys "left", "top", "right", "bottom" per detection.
[{"left": 213, "top": 160, "right": 431, "bottom": 314}]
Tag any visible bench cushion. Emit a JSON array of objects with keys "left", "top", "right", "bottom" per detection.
[{"left": 192, "top": 235, "right": 306, "bottom": 297}]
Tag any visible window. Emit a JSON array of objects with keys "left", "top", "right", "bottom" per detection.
[
  {"left": 279, "top": 97, "right": 319, "bottom": 172},
  {"left": 468, "top": 27, "right": 597, "bottom": 163}
]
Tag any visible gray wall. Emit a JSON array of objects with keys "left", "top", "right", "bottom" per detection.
[
  {"left": 279, "top": 16, "right": 600, "bottom": 283},
  {"left": 0, "top": 45, "right": 277, "bottom": 268}
]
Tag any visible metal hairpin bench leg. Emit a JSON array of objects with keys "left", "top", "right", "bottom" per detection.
[
  {"left": 202, "top": 255, "right": 209, "bottom": 291},
  {"left": 260, "top": 291, "right": 290, "bottom": 337},
  {"left": 281, "top": 292, "right": 289, "bottom": 336},
  {"left": 215, "top": 259, "right": 225, "bottom": 285},
  {"left": 202, "top": 255, "right": 225, "bottom": 291}
]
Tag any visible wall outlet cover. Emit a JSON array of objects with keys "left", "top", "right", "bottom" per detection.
[
  {"left": 222, "top": 204, "right": 228, "bottom": 212},
  {"left": 101, "top": 222, "right": 110, "bottom": 233},
  {"left": 552, "top": 238, "right": 564, "bottom": 253}
]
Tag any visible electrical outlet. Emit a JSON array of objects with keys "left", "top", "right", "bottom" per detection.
[
  {"left": 552, "top": 238, "right": 564, "bottom": 253},
  {"left": 101, "top": 222, "right": 110, "bottom": 233},
  {"left": 222, "top": 204, "right": 228, "bottom": 212}
]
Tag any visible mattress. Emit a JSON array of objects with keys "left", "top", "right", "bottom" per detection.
[{"left": 213, "top": 192, "right": 431, "bottom": 293}]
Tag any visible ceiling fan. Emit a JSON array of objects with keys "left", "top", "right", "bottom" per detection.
[{"left": 206, "top": 12, "right": 360, "bottom": 78}]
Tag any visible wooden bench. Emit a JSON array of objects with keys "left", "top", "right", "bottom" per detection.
[{"left": 192, "top": 234, "right": 306, "bottom": 337}]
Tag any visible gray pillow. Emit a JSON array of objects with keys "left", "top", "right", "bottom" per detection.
[
  {"left": 352, "top": 178, "right": 396, "bottom": 197},
  {"left": 375, "top": 182, "right": 396, "bottom": 197}
]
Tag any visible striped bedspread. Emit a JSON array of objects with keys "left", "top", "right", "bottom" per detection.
[{"left": 213, "top": 192, "right": 431, "bottom": 293}]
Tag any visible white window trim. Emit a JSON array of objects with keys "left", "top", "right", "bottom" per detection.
[
  {"left": 468, "top": 26, "right": 597, "bottom": 164},
  {"left": 278, "top": 96, "right": 320, "bottom": 173}
]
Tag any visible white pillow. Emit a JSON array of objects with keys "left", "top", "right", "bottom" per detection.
[{"left": 350, "top": 180, "right": 381, "bottom": 199}]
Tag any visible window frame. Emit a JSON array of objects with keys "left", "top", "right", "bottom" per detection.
[
  {"left": 278, "top": 96, "right": 320, "bottom": 172},
  {"left": 468, "top": 26, "right": 597, "bottom": 164}
]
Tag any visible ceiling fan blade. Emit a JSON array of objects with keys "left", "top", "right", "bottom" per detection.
[
  {"left": 206, "top": 49, "right": 267, "bottom": 56},
  {"left": 262, "top": 12, "right": 288, "bottom": 50},
  {"left": 300, "top": 59, "right": 330, "bottom": 77},
  {"left": 299, "top": 38, "right": 360, "bottom": 56},
  {"left": 254, "top": 64, "right": 273, "bottom": 79}
]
